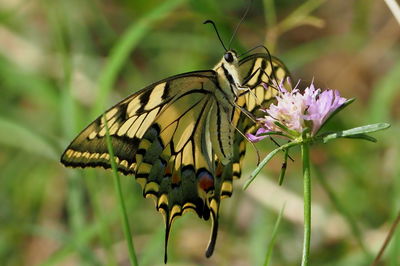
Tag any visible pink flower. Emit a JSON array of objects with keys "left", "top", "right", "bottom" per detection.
[{"left": 246, "top": 82, "right": 347, "bottom": 142}]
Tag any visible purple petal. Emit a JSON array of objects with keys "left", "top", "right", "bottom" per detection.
[{"left": 246, "top": 132, "right": 268, "bottom": 143}]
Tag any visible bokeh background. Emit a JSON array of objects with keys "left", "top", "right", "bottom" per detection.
[{"left": 1, "top": 0, "right": 399, "bottom": 265}]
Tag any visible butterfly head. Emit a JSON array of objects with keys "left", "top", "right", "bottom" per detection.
[
  {"left": 223, "top": 50, "right": 238, "bottom": 64},
  {"left": 212, "top": 50, "right": 242, "bottom": 101}
]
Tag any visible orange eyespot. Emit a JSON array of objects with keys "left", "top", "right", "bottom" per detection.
[
  {"left": 198, "top": 170, "right": 214, "bottom": 192},
  {"left": 171, "top": 172, "right": 181, "bottom": 186}
]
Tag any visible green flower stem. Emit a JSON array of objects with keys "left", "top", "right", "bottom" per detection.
[
  {"left": 104, "top": 115, "right": 139, "bottom": 266},
  {"left": 301, "top": 143, "right": 311, "bottom": 266}
]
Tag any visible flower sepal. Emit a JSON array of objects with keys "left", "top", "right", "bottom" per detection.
[{"left": 302, "top": 127, "right": 313, "bottom": 140}]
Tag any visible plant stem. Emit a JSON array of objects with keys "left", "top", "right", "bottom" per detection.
[
  {"left": 301, "top": 143, "right": 311, "bottom": 266},
  {"left": 111, "top": 163, "right": 138, "bottom": 266},
  {"left": 372, "top": 209, "right": 400, "bottom": 266},
  {"left": 104, "top": 115, "right": 139, "bottom": 266}
]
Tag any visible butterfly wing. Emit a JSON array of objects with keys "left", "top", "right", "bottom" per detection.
[
  {"left": 61, "top": 70, "right": 233, "bottom": 262},
  {"left": 215, "top": 53, "right": 291, "bottom": 200},
  {"left": 202, "top": 53, "right": 291, "bottom": 256},
  {"left": 60, "top": 53, "right": 291, "bottom": 262},
  {"left": 222, "top": 52, "right": 291, "bottom": 176},
  {"left": 61, "top": 71, "right": 215, "bottom": 173},
  {"left": 238, "top": 52, "right": 291, "bottom": 114}
]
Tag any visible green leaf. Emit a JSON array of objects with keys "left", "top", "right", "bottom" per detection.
[
  {"left": 244, "top": 141, "right": 300, "bottom": 190},
  {"left": 342, "top": 134, "right": 377, "bottom": 142},
  {"left": 319, "top": 123, "right": 390, "bottom": 143}
]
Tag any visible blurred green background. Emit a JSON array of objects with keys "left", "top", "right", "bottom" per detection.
[{"left": 0, "top": 0, "right": 399, "bottom": 265}]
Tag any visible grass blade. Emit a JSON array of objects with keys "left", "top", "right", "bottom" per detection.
[
  {"left": 263, "top": 203, "right": 286, "bottom": 266},
  {"left": 103, "top": 114, "right": 138, "bottom": 266},
  {"left": 92, "top": 0, "right": 185, "bottom": 116},
  {"left": 367, "top": 60, "right": 400, "bottom": 122},
  {"left": 372, "top": 210, "right": 400, "bottom": 266}
]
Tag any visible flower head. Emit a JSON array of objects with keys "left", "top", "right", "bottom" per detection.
[{"left": 247, "top": 81, "right": 347, "bottom": 142}]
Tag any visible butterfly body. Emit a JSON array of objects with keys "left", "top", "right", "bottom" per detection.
[{"left": 61, "top": 51, "right": 290, "bottom": 261}]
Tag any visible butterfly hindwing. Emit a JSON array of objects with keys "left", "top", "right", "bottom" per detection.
[
  {"left": 215, "top": 53, "right": 291, "bottom": 202},
  {"left": 238, "top": 53, "right": 291, "bottom": 113},
  {"left": 200, "top": 53, "right": 290, "bottom": 256}
]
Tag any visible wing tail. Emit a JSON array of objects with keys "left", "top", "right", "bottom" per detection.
[{"left": 205, "top": 198, "right": 220, "bottom": 258}]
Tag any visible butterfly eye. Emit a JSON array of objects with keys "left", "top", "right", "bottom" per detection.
[{"left": 224, "top": 52, "right": 234, "bottom": 63}]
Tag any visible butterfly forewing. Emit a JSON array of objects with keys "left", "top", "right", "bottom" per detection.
[{"left": 61, "top": 71, "right": 216, "bottom": 173}]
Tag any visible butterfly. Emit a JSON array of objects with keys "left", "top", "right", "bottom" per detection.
[{"left": 60, "top": 20, "right": 290, "bottom": 262}]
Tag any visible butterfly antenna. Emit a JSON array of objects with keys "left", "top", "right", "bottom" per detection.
[
  {"left": 228, "top": 0, "right": 252, "bottom": 50},
  {"left": 204, "top": 20, "right": 227, "bottom": 52},
  {"left": 260, "top": 45, "right": 279, "bottom": 84},
  {"left": 238, "top": 44, "right": 269, "bottom": 58}
]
